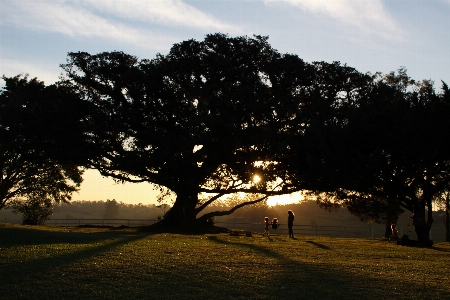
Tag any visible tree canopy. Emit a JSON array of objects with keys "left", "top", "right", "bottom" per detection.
[
  {"left": 302, "top": 69, "right": 450, "bottom": 246},
  {"left": 58, "top": 33, "right": 450, "bottom": 245},
  {"left": 0, "top": 75, "right": 85, "bottom": 210},
  {"left": 62, "top": 34, "right": 311, "bottom": 225}
]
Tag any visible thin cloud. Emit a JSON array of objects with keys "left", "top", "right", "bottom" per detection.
[
  {"left": 0, "top": 58, "right": 61, "bottom": 85},
  {"left": 0, "top": 0, "right": 172, "bottom": 50},
  {"left": 264, "top": 0, "right": 406, "bottom": 41},
  {"left": 84, "top": 0, "right": 241, "bottom": 33},
  {"left": 0, "top": 0, "right": 240, "bottom": 50}
]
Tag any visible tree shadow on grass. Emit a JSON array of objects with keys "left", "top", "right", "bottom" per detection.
[
  {"left": 137, "top": 224, "right": 230, "bottom": 235},
  {"left": 0, "top": 226, "right": 154, "bottom": 299},
  {"left": 1, "top": 226, "right": 449, "bottom": 300},
  {"left": 0, "top": 224, "right": 154, "bottom": 248},
  {"left": 428, "top": 245, "right": 450, "bottom": 252},
  {"left": 204, "top": 235, "right": 447, "bottom": 299},
  {"left": 304, "top": 240, "right": 331, "bottom": 250}
]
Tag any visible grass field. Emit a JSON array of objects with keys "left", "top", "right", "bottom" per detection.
[{"left": 1, "top": 223, "right": 449, "bottom": 300}]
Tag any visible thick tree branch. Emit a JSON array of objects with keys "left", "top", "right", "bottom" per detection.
[
  {"left": 198, "top": 186, "right": 301, "bottom": 196},
  {"left": 196, "top": 194, "right": 269, "bottom": 222},
  {"left": 194, "top": 193, "right": 226, "bottom": 215}
]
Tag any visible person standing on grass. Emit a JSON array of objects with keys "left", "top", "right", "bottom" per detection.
[
  {"left": 288, "top": 210, "right": 295, "bottom": 238},
  {"left": 263, "top": 217, "right": 270, "bottom": 237}
]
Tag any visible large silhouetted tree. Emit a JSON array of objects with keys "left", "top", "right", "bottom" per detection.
[
  {"left": 60, "top": 33, "right": 450, "bottom": 239},
  {"left": 61, "top": 34, "right": 372, "bottom": 226},
  {"left": 304, "top": 70, "right": 450, "bottom": 246},
  {"left": 0, "top": 75, "right": 85, "bottom": 210}
]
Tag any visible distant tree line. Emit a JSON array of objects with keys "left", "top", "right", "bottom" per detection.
[
  {"left": 0, "top": 200, "right": 163, "bottom": 222},
  {"left": 52, "top": 200, "right": 162, "bottom": 220},
  {"left": 1, "top": 33, "right": 449, "bottom": 245}
]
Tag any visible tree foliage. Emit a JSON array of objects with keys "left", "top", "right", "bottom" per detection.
[
  {"left": 0, "top": 75, "right": 85, "bottom": 210},
  {"left": 303, "top": 69, "right": 450, "bottom": 246},
  {"left": 60, "top": 34, "right": 329, "bottom": 226},
  {"left": 103, "top": 199, "right": 120, "bottom": 219},
  {"left": 58, "top": 33, "right": 450, "bottom": 245}
]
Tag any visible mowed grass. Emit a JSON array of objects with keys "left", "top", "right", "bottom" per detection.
[{"left": 1, "top": 223, "right": 449, "bottom": 300}]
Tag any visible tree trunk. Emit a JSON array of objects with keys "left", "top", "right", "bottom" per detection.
[
  {"left": 446, "top": 195, "right": 449, "bottom": 242},
  {"left": 412, "top": 200, "right": 433, "bottom": 247},
  {"left": 162, "top": 190, "right": 198, "bottom": 227},
  {"left": 384, "top": 220, "right": 392, "bottom": 239}
]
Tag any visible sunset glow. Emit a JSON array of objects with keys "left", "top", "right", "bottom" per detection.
[{"left": 267, "top": 192, "right": 304, "bottom": 206}]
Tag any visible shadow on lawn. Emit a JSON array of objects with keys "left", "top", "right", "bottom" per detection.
[
  {"left": 0, "top": 226, "right": 153, "bottom": 298},
  {"left": 1, "top": 225, "right": 448, "bottom": 300},
  {"left": 205, "top": 235, "right": 446, "bottom": 299},
  {"left": 0, "top": 225, "right": 154, "bottom": 247},
  {"left": 428, "top": 245, "right": 450, "bottom": 252},
  {"left": 304, "top": 240, "right": 331, "bottom": 250}
]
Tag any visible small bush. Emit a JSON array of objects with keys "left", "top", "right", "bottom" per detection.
[{"left": 10, "top": 197, "right": 53, "bottom": 225}]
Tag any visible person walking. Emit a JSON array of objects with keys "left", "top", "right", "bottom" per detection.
[
  {"left": 288, "top": 210, "right": 295, "bottom": 238},
  {"left": 263, "top": 217, "right": 270, "bottom": 237}
]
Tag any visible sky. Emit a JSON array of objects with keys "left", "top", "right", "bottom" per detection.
[{"left": 1, "top": 0, "right": 449, "bottom": 206}]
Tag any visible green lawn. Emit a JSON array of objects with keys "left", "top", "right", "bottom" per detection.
[{"left": 1, "top": 223, "right": 449, "bottom": 300}]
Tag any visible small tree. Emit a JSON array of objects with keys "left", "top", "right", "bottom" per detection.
[
  {"left": 103, "top": 199, "right": 120, "bottom": 219},
  {"left": 341, "top": 193, "right": 404, "bottom": 238},
  {"left": 10, "top": 196, "right": 53, "bottom": 225}
]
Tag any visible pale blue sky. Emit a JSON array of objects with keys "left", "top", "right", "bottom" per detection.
[{"left": 1, "top": 0, "right": 449, "bottom": 205}]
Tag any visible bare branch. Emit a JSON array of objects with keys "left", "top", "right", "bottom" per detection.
[
  {"left": 196, "top": 194, "right": 269, "bottom": 222},
  {"left": 194, "top": 193, "right": 226, "bottom": 215}
]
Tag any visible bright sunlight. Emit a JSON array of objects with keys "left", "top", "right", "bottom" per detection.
[{"left": 267, "top": 192, "right": 304, "bottom": 206}]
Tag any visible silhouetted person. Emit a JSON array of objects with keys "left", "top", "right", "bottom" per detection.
[
  {"left": 288, "top": 210, "right": 295, "bottom": 238},
  {"left": 389, "top": 223, "right": 399, "bottom": 241},
  {"left": 271, "top": 217, "right": 279, "bottom": 230},
  {"left": 263, "top": 217, "right": 270, "bottom": 237}
]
